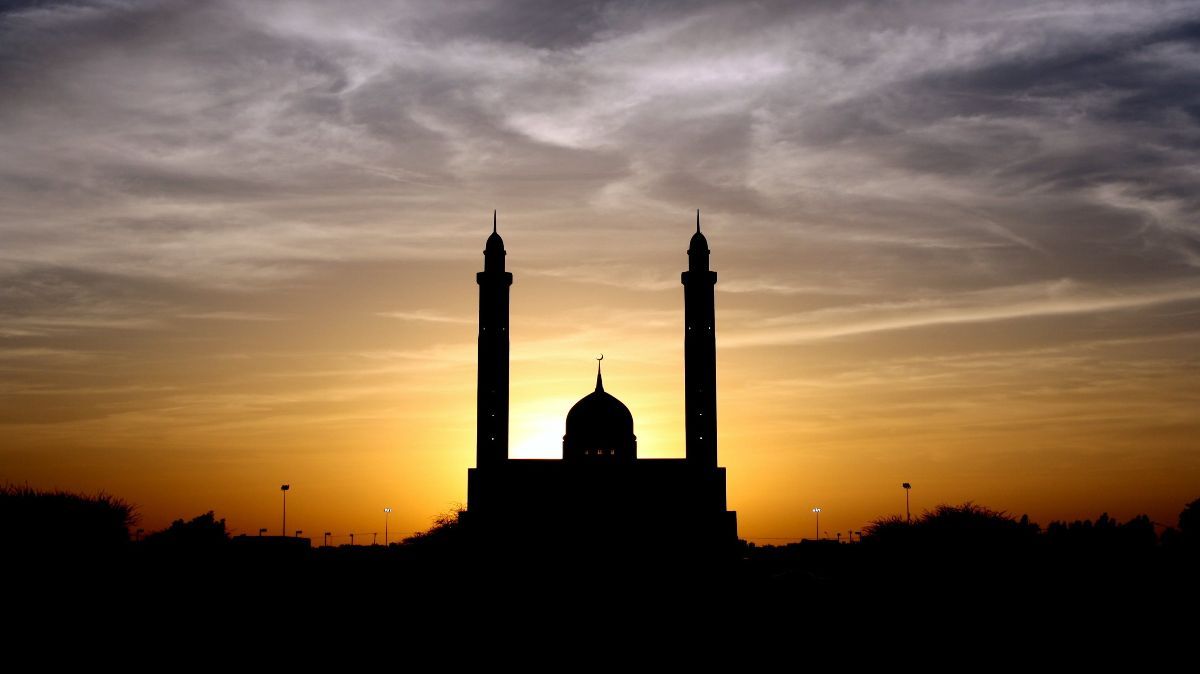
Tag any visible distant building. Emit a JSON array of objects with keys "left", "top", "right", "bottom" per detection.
[
  {"left": 229, "top": 534, "right": 311, "bottom": 558},
  {"left": 465, "top": 213, "right": 737, "bottom": 553}
]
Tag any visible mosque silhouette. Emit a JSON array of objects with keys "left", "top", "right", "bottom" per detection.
[{"left": 463, "top": 213, "right": 738, "bottom": 552}]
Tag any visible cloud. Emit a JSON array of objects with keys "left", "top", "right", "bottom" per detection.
[
  {"left": 724, "top": 279, "right": 1200, "bottom": 346},
  {"left": 176, "top": 311, "right": 286, "bottom": 321},
  {"left": 376, "top": 310, "right": 472, "bottom": 324}
]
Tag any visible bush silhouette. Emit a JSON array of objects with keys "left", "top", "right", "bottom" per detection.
[
  {"left": 402, "top": 507, "right": 466, "bottom": 550},
  {"left": 863, "top": 502, "right": 1038, "bottom": 548},
  {"left": 0, "top": 483, "right": 138, "bottom": 554}
]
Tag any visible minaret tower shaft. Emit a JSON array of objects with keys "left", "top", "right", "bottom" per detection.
[
  {"left": 682, "top": 210, "right": 718, "bottom": 468},
  {"left": 477, "top": 211, "right": 512, "bottom": 467}
]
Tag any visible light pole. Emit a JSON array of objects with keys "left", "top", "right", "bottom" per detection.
[
  {"left": 903, "top": 482, "right": 912, "bottom": 524},
  {"left": 295, "top": 530, "right": 302, "bottom": 538},
  {"left": 324, "top": 532, "right": 331, "bottom": 547},
  {"left": 812, "top": 507, "right": 821, "bottom": 540},
  {"left": 258, "top": 528, "right": 267, "bottom": 537},
  {"left": 280, "top": 484, "right": 290, "bottom": 536},
  {"left": 384, "top": 508, "right": 392, "bottom": 546},
  {"left": 350, "top": 533, "right": 355, "bottom": 546}
]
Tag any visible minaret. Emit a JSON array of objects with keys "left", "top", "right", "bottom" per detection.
[
  {"left": 682, "top": 210, "right": 718, "bottom": 468},
  {"left": 477, "top": 211, "right": 512, "bottom": 467}
]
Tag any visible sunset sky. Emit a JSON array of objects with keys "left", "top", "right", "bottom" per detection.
[{"left": 2, "top": 0, "right": 1198, "bottom": 543}]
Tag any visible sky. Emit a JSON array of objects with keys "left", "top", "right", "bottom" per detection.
[{"left": 2, "top": 0, "right": 1198, "bottom": 543}]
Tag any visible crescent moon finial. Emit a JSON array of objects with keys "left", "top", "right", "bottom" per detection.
[{"left": 597, "top": 353, "right": 604, "bottom": 362}]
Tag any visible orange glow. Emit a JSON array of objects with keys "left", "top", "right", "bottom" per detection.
[{"left": 5, "top": 222, "right": 1198, "bottom": 544}]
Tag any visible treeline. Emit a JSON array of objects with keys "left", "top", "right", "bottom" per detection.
[
  {"left": 856, "top": 500, "right": 1199, "bottom": 552},
  {"left": 4, "top": 482, "right": 1198, "bottom": 560}
]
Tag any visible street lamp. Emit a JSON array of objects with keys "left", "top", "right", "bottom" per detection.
[
  {"left": 902, "top": 483, "right": 912, "bottom": 524},
  {"left": 384, "top": 507, "right": 392, "bottom": 546},
  {"left": 258, "top": 528, "right": 267, "bottom": 537},
  {"left": 295, "top": 530, "right": 302, "bottom": 538},
  {"left": 280, "top": 484, "right": 290, "bottom": 536},
  {"left": 812, "top": 507, "right": 822, "bottom": 540},
  {"left": 350, "top": 532, "right": 355, "bottom": 546},
  {"left": 324, "top": 532, "right": 331, "bottom": 547}
]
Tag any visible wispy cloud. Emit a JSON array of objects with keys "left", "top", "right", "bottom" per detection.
[
  {"left": 376, "top": 310, "right": 472, "bottom": 324},
  {"left": 176, "top": 311, "right": 286, "bottom": 322},
  {"left": 726, "top": 280, "right": 1200, "bottom": 346}
]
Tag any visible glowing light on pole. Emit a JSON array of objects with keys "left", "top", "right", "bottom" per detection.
[
  {"left": 384, "top": 508, "right": 392, "bottom": 546},
  {"left": 812, "top": 507, "right": 821, "bottom": 540},
  {"left": 903, "top": 483, "right": 912, "bottom": 524},
  {"left": 280, "top": 484, "right": 290, "bottom": 536}
]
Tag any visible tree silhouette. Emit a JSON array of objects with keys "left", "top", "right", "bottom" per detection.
[{"left": 143, "top": 511, "right": 229, "bottom": 549}]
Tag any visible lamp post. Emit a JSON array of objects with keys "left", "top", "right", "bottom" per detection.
[
  {"left": 812, "top": 507, "right": 821, "bottom": 541},
  {"left": 384, "top": 508, "right": 392, "bottom": 546},
  {"left": 903, "top": 483, "right": 912, "bottom": 524},
  {"left": 258, "top": 528, "right": 267, "bottom": 537},
  {"left": 280, "top": 484, "right": 290, "bottom": 536},
  {"left": 295, "top": 530, "right": 302, "bottom": 538},
  {"left": 324, "top": 532, "right": 331, "bottom": 547},
  {"left": 350, "top": 533, "right": 355, "bottom": 546}
]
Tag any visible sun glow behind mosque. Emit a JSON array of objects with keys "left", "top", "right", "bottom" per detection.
[{"left": 509, "top": 400, "right": 577, "bottom": 459}]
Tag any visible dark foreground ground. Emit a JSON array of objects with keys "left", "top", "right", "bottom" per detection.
[
  {"left": 8, "top": 539, "right": 1196, "bottom": 665},
  {"left": 6, "top": 491, "right": 1197, "bottom": 656}
]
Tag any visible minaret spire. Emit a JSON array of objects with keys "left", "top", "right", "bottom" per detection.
[
  {"left": 476, "top": 212, "right": 513, "bottom": 467},
  {"left": 595, "top": 354, "right": 604, "bottom": 392},
  {"left": 682, "top": 214, "right": 717, "bottom": 468}
]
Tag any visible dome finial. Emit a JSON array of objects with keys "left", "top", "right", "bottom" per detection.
[
  {"left": 493, "top": 209, "right": 497, "bottom": 234},
  {"left": 595, "top": 354, "right": 604, "bottom": 392},
  {"left": 696, "top": 209, "right": 700, "bottom": 234}
]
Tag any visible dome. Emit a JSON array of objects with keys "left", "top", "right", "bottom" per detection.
[
  {"left": 563, "top": 367, "right": 637, "bottom": 461},
  {"left": 485, "top": 230, "right": 504, "bottom": 253}
]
